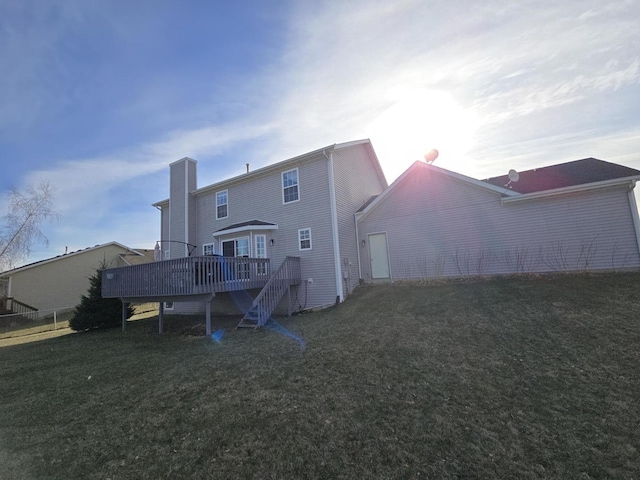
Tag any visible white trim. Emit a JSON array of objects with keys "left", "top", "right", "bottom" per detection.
[
  {"left": 298, "top": 228, "right": 312, "bottom": 251},
  {"left": 202, "top": 242, "right": 216, "bottom": 256},
  {"left": 184, "top": 160, "right": 189, "bottom": 257},
  {"left": 501, "top": 178, "right": 640, "bottom": 203},
  {"left": 282, "top": 167, "right": 300, "bottom": 204},
  {"left": 628, "top": 182, "right": 640, "bottom": 257},
  {"left": 326, "top": 151, "right": 344, "bottom": 301},
  {"left": 212, "top": 223, "right": 278, "bottom": 238},
  {"left": 220, "top": 236, "right": 250, "bottom": 257},
  {"left": 355, "top": 213, "right": 363, "bottom": 281},
  {"left": 215, "top": 189, "right": 229, "bottom": 220},
  {"left": 254, "top": 234, "right": 267, "bottom": 258},
  {"left": 368, "top": 231, "right": 391, "bottom": 280}
]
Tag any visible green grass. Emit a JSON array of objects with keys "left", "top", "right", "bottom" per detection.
[{"left": 1, "top": 273, "right": 639, "bottom": 479}]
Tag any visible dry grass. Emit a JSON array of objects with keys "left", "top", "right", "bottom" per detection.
[{"left": 0, "top": 272, "right": 639, "bottom": 479}]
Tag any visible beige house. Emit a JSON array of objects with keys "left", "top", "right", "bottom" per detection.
[{"left": 0, "top": 242, "right": 152, "bottom": 314}]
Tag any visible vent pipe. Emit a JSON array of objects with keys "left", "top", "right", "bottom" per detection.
[{"left": 246, "top": 163, "right": 250, "bottom": 173}]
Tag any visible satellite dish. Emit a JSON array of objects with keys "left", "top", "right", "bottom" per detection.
[
  {"left": 508, "top": 169, "right": 520, "bottom": 182},
  {"left": 423, "top": 149, "right": 439, "bottom": 164}
]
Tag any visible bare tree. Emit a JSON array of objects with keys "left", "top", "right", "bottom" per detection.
[{"left": 0, "top": 182, "right": 59, "bottom": 271}]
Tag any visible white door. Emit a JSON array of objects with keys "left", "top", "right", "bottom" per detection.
[{"left": 369, "top": 233, "right": 390, "bottom": 279}]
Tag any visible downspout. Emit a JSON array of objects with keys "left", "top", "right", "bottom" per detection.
[
  {"left": 184, "top": 160, "right": 190, "bottom": 258},
  {"left": 628, "top": 181, "right": 640, "bottom": 258},
  {"left": 354, "top": 213, "right": 363, "bottom": 281},
  {"left": 324, "top": 149, "right": 344, "bottom": 302}
]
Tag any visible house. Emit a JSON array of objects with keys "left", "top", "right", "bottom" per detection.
[
  {"left": 102, "top": 140, "right": 640, "bottom": 332},
  {"left": 102, "top": 140, "right": 388, "bottom": 332},
  {"left": 0, "top": 242, "right": 152, "bottom": 316},
  {"left": 356, "top": 158, "right": 640, "bottom": 280}
]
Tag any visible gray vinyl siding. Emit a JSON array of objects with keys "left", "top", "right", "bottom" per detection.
[
  {"left": 359, "top": 164, "right": 640, "bottom": 280},
  {"left": 187, "top": 153, "right": 338, "bottom": 312},
  {"left": 160, "top": 206, "right": 170, "bottom": 253},
  {"left": 332, "top": 145, "right": 387, "bottom": 293},
  {"left": 169, "top": 159, "right": 197, "bottom": 259}
]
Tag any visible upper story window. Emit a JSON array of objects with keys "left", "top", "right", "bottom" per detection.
[
  {"left": 216, "top": 190, "right": 228, "bottom": 219},
  {"left": 282, "top": 168, "right": 299, "bottom": 204},
  {"left": 203, "top": 243, "right": 216, "bottom": 256},
  {"left": 298, "top": 228, "right": 312, "bottom": 251}
]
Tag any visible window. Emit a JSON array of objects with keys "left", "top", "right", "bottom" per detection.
[
  {"left": 216, "top": 190, "right": 228, "bottom": 219},
  {"left": 255, "top": 234, "right": 267, "bottom": 275},
  {"left": 222, "top": 237, "right": 249, "bottom": 257},
  {"left": 203, "top": 243, "right": 216, "bottom": 256},
  {"left": 298, "top": 228, "right": 312, "bottom": 251},
  {"left": 282, "top": 168, "right": 299, "bottom": 203},
  {"left": 255, "top": 235, "right": 266, "bottom": 258},
  {"left": 164, "top": 250, "right": 170, "bottom": 260},
  {"left": 164, "top": 302, "right": 174, "bottom": 310}
]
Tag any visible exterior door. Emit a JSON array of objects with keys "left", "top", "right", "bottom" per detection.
[{"left": 369, "top": 233, "right": 390, "bottom": 279}]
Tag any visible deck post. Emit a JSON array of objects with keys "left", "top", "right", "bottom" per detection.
[
  {"left": 205, "top": 300, "right": 212, "bottom": 336},
  {"left": 287, "top": 286, "right": 292, "bottom": 317},
  {"left": 121, "top": 301, "right": 127, "bottom": 332},
  {"left": 158, "top": 301, "right": 164, "bottom": 333}
]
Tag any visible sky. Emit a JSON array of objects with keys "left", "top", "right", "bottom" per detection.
[{"left": 1, "top": 0, "right": 640, "bottom": 268}]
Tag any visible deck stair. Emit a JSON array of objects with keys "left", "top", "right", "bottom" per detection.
[{"left": 237, "top": 256, "right": 301, "bottom": 329}]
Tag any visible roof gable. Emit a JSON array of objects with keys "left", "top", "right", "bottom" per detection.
[
  {"left": 155, "top": 139, "right": 385, "bottom": 201},
  {"left": 483, "top": 158, "right": 640, "bottom": 194},
  {"left": 0, "top": 242, "right": 142, "bottom": 276},
  {"left": 357, "top": 161, "right": 515, "bottom": 221}
]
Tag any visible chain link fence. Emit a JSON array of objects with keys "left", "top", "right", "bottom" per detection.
[{"left": 0, "top": 307, "right": 75, "bottom": 340}]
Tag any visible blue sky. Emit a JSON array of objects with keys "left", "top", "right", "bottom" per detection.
[{"left": 2, "top": 0, "right": 640, "bottom": 267}]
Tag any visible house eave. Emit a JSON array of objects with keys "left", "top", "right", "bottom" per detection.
[
  {"left": 0, "top": 242, "right": 142, "bottom": 277},
  {"left": 212, "top": 224, "right": 279, "bottom": 238},
  {"left": 501, "top": 177, "right": 640, "bottom": 204}
]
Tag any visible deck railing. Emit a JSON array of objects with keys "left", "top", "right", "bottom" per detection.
[{"left": 102, "top": 256, "right": 271, "bottom": 299}]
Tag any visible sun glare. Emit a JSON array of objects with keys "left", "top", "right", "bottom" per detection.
[{"left": 368, "top": 88, "right": 479, "bottom": 182}]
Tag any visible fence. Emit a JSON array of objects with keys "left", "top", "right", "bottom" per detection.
[{"left": 0, "top": 306, "right": 76, "bottom": 340}]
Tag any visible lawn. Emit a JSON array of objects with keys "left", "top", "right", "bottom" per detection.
[{"left": 1, "top": 273, "right": 639, "bottom": 479}]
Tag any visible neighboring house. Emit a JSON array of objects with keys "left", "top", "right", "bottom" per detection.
[
  {"left": 102, "top": 140, "right": 640, "bottom": 332},
  {"left": 0, "top": 242, "right": 152, "bottom": 315},
  {"left": 357, "top": 158, "right": 640, "bottom": 280}
]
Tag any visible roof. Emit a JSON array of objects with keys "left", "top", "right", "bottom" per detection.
[
  {"left": 153, "top": 139, "right": 388, "bottom": 206},
  {"left": 0, "top": 242, "right": 143, "bottom": 277},
  {"left": 214, "top": 220, "right": 277, "bottom": 233},
  {"left": 120, "top": 249, "right": 156, "bottom": 266},
  {"left": 483, "top": 158, "right": 640, "bottom": 194}
]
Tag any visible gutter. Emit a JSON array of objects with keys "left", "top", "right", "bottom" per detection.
[{"left": 502, "top": 177, "right": 639, "bottom": 204}]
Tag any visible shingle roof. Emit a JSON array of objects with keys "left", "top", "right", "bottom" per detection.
[
  {"left": 214, "top": 220, "right": 277, "bottom": 233},
  {"left": 483, "top": 158, "right": 640, "bottom": 194}
]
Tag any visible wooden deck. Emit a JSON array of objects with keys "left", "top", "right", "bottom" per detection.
[{"left": 101, "top": 256, "right": 273, "bottom": 302}]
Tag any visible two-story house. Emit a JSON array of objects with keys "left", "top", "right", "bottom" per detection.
[
  {"left": 103, "top": 140, "right": 640, "bottom": 334},
  {"left": 103, "top": 139, "right": 387, "bottom": 333}
]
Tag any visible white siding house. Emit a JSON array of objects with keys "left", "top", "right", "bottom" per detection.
[
  {"left": 103, "top": 141, "right": 640, "bottom": 331},
  {"left": 150, "top": 140, "right": 387, "bottom": 315},
  {"left": 357, "top": 160, "right": 640, "bottom": 281}
]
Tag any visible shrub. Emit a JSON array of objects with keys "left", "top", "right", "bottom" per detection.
[{"left": 70, "top": 262, "right": 133, "bottom": 332}]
